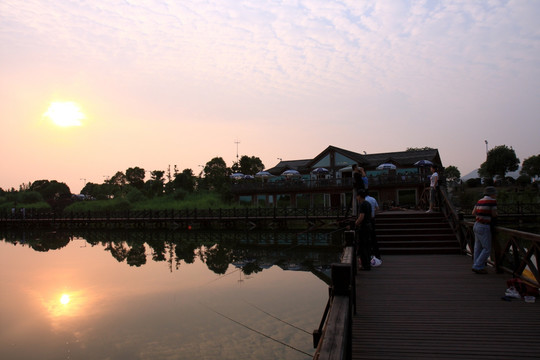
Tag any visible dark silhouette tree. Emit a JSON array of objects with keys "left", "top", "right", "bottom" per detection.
[
  {"left": 478, "top": 145, "right": 519, "bottom": 180},
  {"left": 126, "top": 167, "right": 145, "bottom": 189},
  {"left": 443, "top": 165, "right": 461, "bottom": 183},
  {"left": 201, "top": 157, "right": 230, "bottom": 192},
  {"left": 520, "top": 154, "right": 540, "bottom": 179},
  {"left": 173, "top": 168, "right": 196, "bottom": 192},
  {"left": 107, "top": 171, "right": 127, "bottom": 197},
  {"left": 236, "top": 155, "right": 265, "bottom": 175},
  {"left": 145, "top": 170, "right": 165, "bottom": 197}
]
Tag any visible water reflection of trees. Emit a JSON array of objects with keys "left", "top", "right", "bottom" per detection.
[{"left": 1, "top": 229, "right": 341, "bottom": 277}]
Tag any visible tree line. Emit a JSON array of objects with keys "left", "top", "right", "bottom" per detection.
[
  {"left": 0, "top": 155, "right": 264, "bottom": 209},
  {"left": 1, "top": 146, "right": 539, "bottom": 210}
]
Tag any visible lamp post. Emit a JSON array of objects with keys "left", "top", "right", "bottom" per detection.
[{"left": 484, "top": 140, "right": 488, "bottom": 159}]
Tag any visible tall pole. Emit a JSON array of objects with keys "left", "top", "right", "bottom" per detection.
[
  {"left": 234, "top": 139, "right": 240, "bottom": 162},
  {"left": 484, "top": 140, "right": 488, "bottom": 159}
]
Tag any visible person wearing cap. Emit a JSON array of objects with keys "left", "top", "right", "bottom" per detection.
[
  {"left": 354, "top": 189, "right": 373, "bottom": 271},
  {"left": 471, "top": 186, "right": 498, "bottom": 274}
]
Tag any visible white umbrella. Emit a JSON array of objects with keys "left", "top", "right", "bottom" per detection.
[
  {"left": 230, "top": 173, "right": 245, "bottom": 179},
  {"left": 338, "top": 166, "right": 353, "bottom": 172},
  {"left": 414, "top": 160, "right": 434, "bottom": 167},
  {"left": 376, "top": 163, "right": 396, "bottom": 170},
  {"left": 255, "top": 171, "right": 273, "bottom": 178},
  {"left": 312, "top": 167, "right": 329, "bottom": 174},
  {"left": 281, "top": 169, "right": 301, "bottom": 177}
]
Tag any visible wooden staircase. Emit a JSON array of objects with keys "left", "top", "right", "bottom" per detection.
[{"left": 375, "top": 211, "right": 461, "bottom": 255}]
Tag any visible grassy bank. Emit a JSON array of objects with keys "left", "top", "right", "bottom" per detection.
[{"left": 63, "top": 192, "right": 238, "bottom": 212}]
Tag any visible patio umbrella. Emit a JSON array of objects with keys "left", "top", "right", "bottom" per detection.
[
  {"left": 376, "top": 163, "right": 396, "bottom": 170},
  {"left": 282, "top": 169, "right": 301, "bottom": 177},
  {"left": 312, "top": 167, "right": 329, "bottom": 174},
  {"left": 230, "top": 173, "right": 245, "bottom": 179},
  {"left": 244, "top": 175, "right": 255, "bottom": 180},
  {"left": 414, "top": 160, "right": 433, "bottom": 167},
  {"left": 255, "top": 171, "right": 273, "bottom": 178}
]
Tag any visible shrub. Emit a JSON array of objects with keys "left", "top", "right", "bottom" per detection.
[
  {"left": 466, "top": 178, "right": 481, "bottom": 187},
  {"left": 17, "top": 191, "right": 44, "bottom": 204},
  {"left": 126, "top": 188, "right": 147, "bottom": 203}
]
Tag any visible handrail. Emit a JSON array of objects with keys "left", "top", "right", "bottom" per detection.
[
  {"left": 439, "top": 188, "right": 539, "bottom": 286},
  {"left": 231, "top": 175, "right": 427, "bottom": 193},
  {"left": 312, "top": 232, "right": 355, "bottom": 360},
  {"left": 438, "top": 188, "right": 467, "bottom": 250},
  {"left": 460, "top": 221, "right": 540, "bottom": 286}
]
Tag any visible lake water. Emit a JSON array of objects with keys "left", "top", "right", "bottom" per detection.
[{"left": 0, "top": 229, "right": 342, "bottom": 360}]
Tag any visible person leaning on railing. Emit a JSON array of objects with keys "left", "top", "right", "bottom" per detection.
[
  {"left": 354, "top": 190, "right": 373, "bottom": 271},
  {"left": 471, "top": 186, "right": 498, "bottom": 274}
]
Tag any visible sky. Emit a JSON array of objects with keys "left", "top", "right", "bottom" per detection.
[{"left": 1, "top": 0, "right": 539, "bottom": 193}]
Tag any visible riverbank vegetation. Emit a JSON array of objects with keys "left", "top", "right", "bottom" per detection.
[{"left": 1, "top": 149, "right": 539, "bottom": 213}]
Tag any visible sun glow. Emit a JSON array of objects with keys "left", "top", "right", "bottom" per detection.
[
  {"left": 60, "top": 294, "right": 71, "bottom": 305},
  {"left": 43, "top": 101, "right": 85, "bottom": 127}
]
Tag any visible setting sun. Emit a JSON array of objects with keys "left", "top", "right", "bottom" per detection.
[
  {"left": 60, "top": 294, "right": 71, "bottom": 305},
  {"left": 43, "top": 101, "right": 85, "bottom": 127}
]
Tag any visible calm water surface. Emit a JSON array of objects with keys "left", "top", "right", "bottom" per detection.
[{"left": 0, "top": 230, "right": 341, "bottom": 360}]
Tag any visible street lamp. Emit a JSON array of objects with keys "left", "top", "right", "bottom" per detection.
[{"left": 484, "top": 140, "right": 488, "bottom": 158}]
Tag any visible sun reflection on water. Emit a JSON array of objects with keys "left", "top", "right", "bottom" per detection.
[{"left": 44, "top": 290, "right": 85, "bottom": 318}]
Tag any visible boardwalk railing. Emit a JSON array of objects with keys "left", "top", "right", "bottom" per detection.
[
  {"left": 0, "top": 207, "right": 352, "bottom": 229},
  {"left": 439, "top": 188, "right": 540, "bottom": 287},
  {"left": 312, "top": 231, "right": 356, "bottom": 360},
  {"left": 231, "top": 175, "right": 427, "bottom": 194}
]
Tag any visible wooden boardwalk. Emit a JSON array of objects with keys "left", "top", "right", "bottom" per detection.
[{"left": 352, "top": 254, "right": 540, "bottom": 359}]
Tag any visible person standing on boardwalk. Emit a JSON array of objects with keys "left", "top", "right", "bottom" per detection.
[
  {"left": 355, "top": 190, "right": 373, "bottom": 271},
  {"left": 351, "top": 164, "right": 366, "bottom": 216},
  {"left": 471, "top": 186, "right": 498, "bottom": 274},
  {"left": 365, "top": 191, "right": 382, "bottom": 266},
  {"left": 426, "top": 165, "right": 438, "bottom": 213},
  {"left": 352, "top": 164, "right": 366, "bottom": 192}
]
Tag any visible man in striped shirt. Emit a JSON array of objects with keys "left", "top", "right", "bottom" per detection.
[{"left": 471, "top": 186, "right": 498, "bottom": 274}]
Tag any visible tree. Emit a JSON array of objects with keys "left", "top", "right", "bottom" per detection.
[
  {"left": 30, "top": 180, "right": 71, "bottom": 201},
  {"left": 126, "top": 167, "right": 145, "bottom": 189},
  {"left": 201, "top": 157, "right": 230, "bottom": 192},
  {"left": 107, "top": 171, "right": 127, "bottom": 197},
  {"left": 29, "top": 180, "right": 71, "bottom": 210},
  {"left": 237, "top": 155, "right": 265, "bottom": 175},
  {"left": 145, "top": 170, "right": 165, "bottom": 197},
  {"left": 443, "top": 165, "right": 461, "bottom": 183},
  {"left": 478, "top": 145, "right": 519, "bottom": 180},
  {"left": 173, "top": 168, "right": 195, "bottom": 192},
  {"left": 520, "top": 154, "right": 540, "bottom": 179}
]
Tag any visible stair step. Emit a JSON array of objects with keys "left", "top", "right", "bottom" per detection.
[
  {"left": 372, "top": 211, "right": 459, "bottom": 255},
  {"left": 377, "top": 229, "right": 453, "bottom": 235},
  {"left": 379, "top": 240, "right": 459, "bottom": 248},
  {"left": 380, "top": 247, "right": 462, "bottom": 255}
]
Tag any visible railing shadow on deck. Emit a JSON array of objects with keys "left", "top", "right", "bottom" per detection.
[
  {"left": 312, "top": 231, "right": 356, "bottom": 360},
  {"left": 439, "top": 189, "right": 540, "bottom": 287}
]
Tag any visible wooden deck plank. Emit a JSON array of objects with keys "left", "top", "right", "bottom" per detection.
[{"left": 352, "top": 254, "right": 540, "bottom": 359}]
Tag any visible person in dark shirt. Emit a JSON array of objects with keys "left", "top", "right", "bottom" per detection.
[{"left": 355, "top": 190, "right": 372, "bottom": 271}]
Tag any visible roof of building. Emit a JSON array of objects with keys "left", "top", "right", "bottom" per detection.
[{"left": 265, "top": 145, "right": 442, "bottom": 175}]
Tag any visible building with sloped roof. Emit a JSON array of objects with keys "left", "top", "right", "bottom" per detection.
[{"left": 232, "top": 145, "right": 443, "bottom": 209}]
